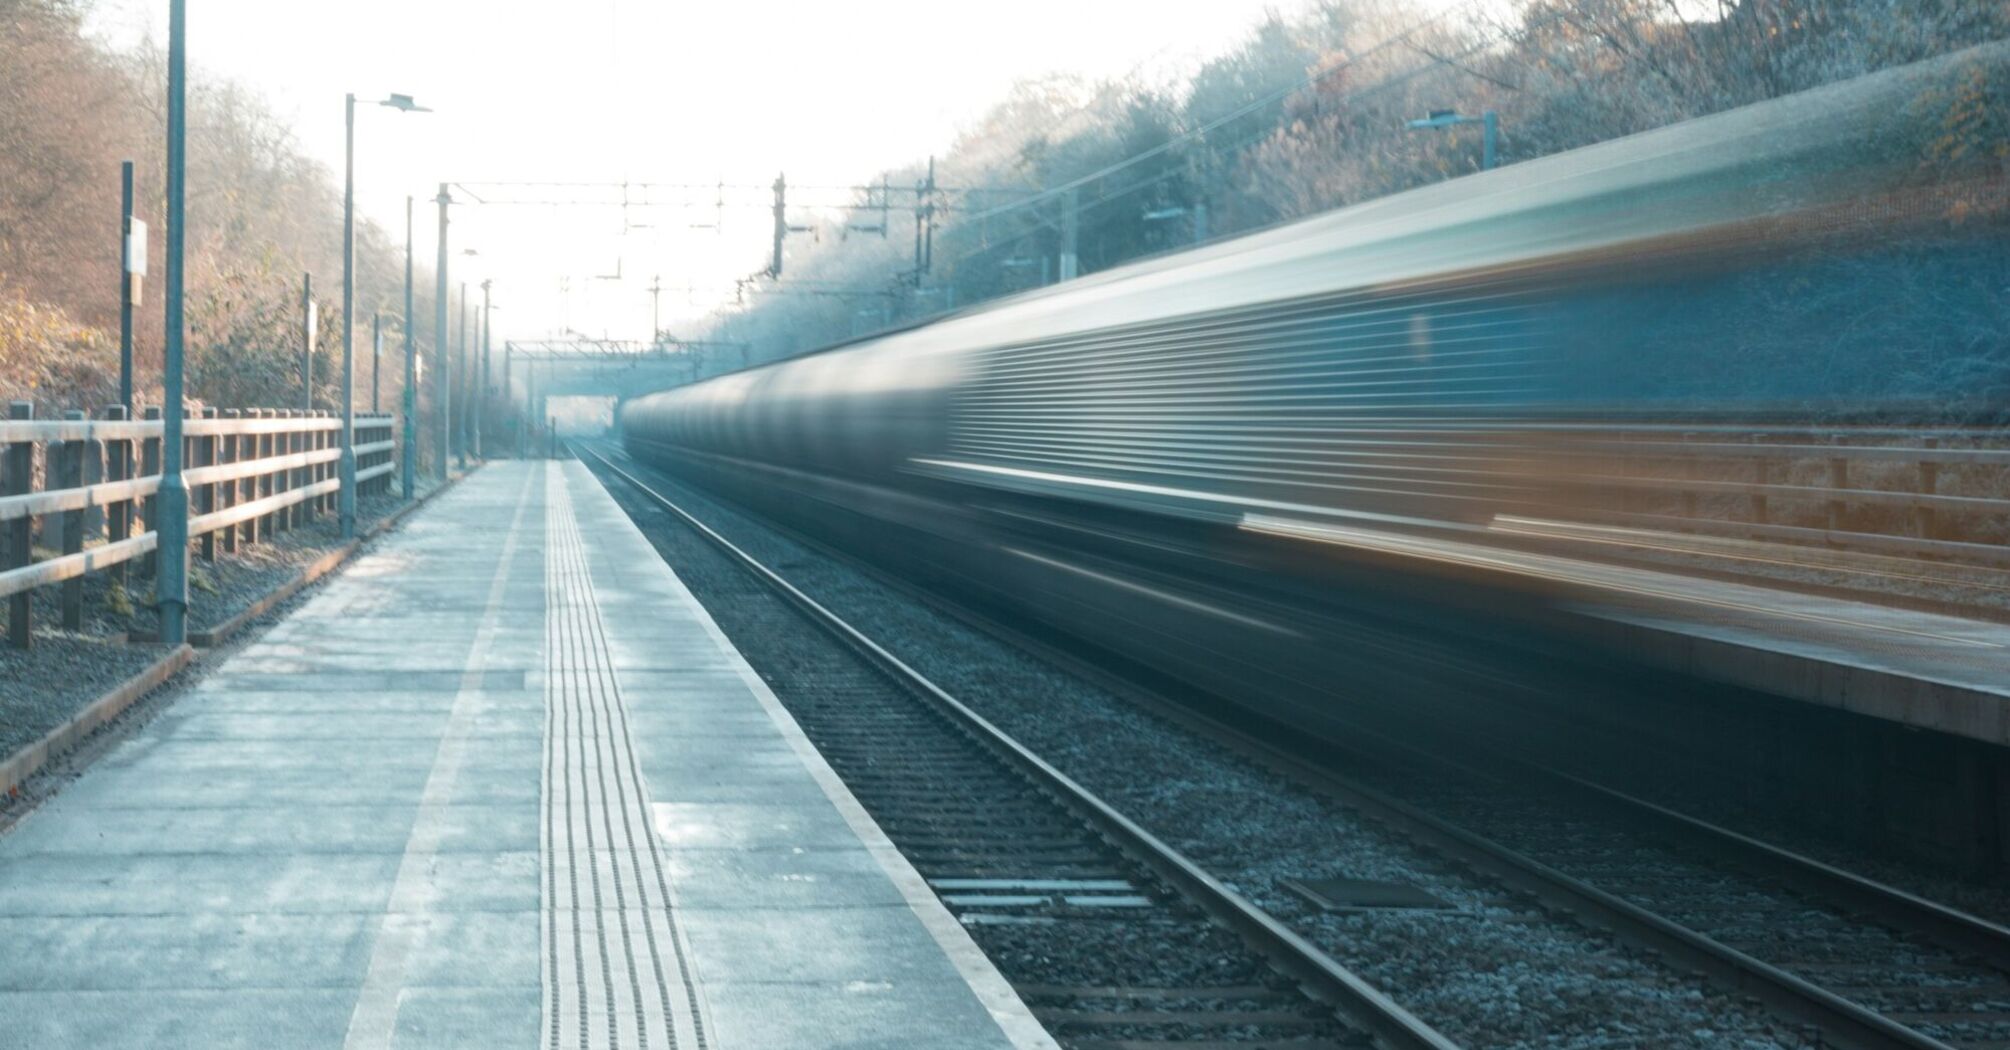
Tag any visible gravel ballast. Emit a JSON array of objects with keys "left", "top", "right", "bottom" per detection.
[
  {"left": 0, "top": 637, "right": 168, "bottom": 760},
  {"left": 586, "top": 449, "right": 1815, "bottom": 1050}
]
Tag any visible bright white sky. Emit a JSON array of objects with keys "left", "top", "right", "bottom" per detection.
[{"left": 88, "top": 0, "right": 1305, "bottom": 342}]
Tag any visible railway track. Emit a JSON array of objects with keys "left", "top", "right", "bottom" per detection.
[
  {"left": 847, "top": 550, "right": 2010, "bottom": 1050},
  {"left": 579, "top": 441, "right": 2010, "bottom": 1049},
  {"left": 575, "top": 444, "right": 1459, "bottom": 1050},
  {"left": 980, "top": 578, "right": 2010, "bottom": 1050},
  {"left": 1307, "top": 738, "right": 2010, "bottom": 1050}
]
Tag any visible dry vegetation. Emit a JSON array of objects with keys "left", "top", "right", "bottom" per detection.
[
  {"left": 702, "top": 0, "right": 2006, "bottom": 365},
  {"left": 0, "top": 0, "right": 438, "bottom": 443}
]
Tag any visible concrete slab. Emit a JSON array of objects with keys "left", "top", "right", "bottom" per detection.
[{"left": 0, "top": 461, "right": 1053, "bottom": 1050}]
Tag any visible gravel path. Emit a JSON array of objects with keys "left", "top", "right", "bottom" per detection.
[{"left": 589, "top": 449, "right": 1812, "bottom": 1050}]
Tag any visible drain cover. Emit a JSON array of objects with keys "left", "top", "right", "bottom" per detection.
[{"left": 1283, "top": 877, "right": 1453, "bottom": 912}]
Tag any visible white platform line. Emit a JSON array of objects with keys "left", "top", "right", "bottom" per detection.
[{"left": 342, "top": 467, "right": 538, "bottom": 1050}]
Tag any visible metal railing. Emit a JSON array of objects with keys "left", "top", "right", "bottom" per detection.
[{"left": 0, "top": 402, "right": 399, "bottom": 647}]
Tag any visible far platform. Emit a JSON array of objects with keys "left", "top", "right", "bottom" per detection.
[
  {"left": 0, "top": 461, "right": 1056, "bottom": 1050},
  {"left": 1245, "top": 512, "right": 2010, "bottom": 746}
]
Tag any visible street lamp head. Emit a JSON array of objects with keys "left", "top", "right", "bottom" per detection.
[
  {"left": 1406, "top": 110, "right": 1466, "bottom": 130},
  {"left": 379, "top": 93, "right": 430, "bottom": 113}
]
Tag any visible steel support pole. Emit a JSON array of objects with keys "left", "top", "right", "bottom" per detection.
[
  {"left": 401, "top": 195, "right": 417, "bottom": 499},
  {"left": 119, "top": 160, "right": 135, "bottom": 412},
  {"left": 455, "top": 281, "right": 468, "bottom": 469},
  {"left": 157, "top": 0, "right": 189, "bottom": 644},
  {"left": 770, "top": 173, "right": 786, "bottom": 277},
  {"left": 477, "top": 280, "right": 490, "bottom": 459},
  {"left": 922, "top": 156, "right": 935, "bottom": 273},
  {"left": 338, "top": 92, "right": 358, "bottom": 538},
  {"left": 434, "top": 184, "right": 450, "bottom": 481},
  {"left": 511, "top": 346, "right": 524, "bottom": 458},
  {"left": 372, "top": 313, "right": 381, "bottom": 413},
  {"left": 1059, "top": 188, "right": 1079, "bottom": 282}
]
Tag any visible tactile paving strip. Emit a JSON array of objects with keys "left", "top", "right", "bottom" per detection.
[{"left": 542, "top": 464, "right": 710, "bottom": 1050}]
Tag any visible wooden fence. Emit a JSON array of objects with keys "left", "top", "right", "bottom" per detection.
[{"left": 0, "top": 402, "right": 399, "bottom": 647}]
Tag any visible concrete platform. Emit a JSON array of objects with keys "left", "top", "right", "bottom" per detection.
[
  {"left": 1246, "top": 513, "right": 2010, "bottom": 745},
  {"left": 0, "top": 461, "right": 1056, "bottom": 1050}
]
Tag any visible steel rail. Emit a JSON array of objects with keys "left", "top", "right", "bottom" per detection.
[
  {"left": 812, "top": 542, "right": 1976, "bottom": 1050},
  {"left": 574, "top": 441, "right": 1464, "bottom": 1050},
  {"left": 587, "top": 441, "right": 1996, "bottom": 1050},
  {"left": 1110, "top": 704, "right": 1973, "bottom": 1050},
  {"left": 1542, "top": 771, "right": 2010, "bottom": 972},
  {"left": 847, "top": 569, "right": 1985, "bottom": 1050}
]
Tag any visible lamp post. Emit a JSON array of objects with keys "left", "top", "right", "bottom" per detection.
[
  {"left": 401, "top": 195, "right": 417, "bottom": 500},
  {"left": 1405, "top": 108, "right": 1498, "bottom": 171},
  {"left": 157, "top": 0, "right": 189, "bottom": 644},
  {"left": 434, "top": 183, "right": 450, "bottom": 482},
  {"left": 455, "top": 280, "right": 468, "bottom": 470},
  {"left": 478, "top": 279, "right": 492, "bottom": 460},
  {"left": 340, "top": 92, "right": 427, "bottom": 539}
]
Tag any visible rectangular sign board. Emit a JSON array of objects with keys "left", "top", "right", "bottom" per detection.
[
  {"left": 125, "top": 219, "right": 148, "bottom": 275},
  {"left": 125, "top": 218, "right": 148, "bottom": 306}
]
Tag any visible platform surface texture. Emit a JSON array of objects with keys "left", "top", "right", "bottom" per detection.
[{"left": 0, "top": 460, "right": 1055, "bottom": 1050}]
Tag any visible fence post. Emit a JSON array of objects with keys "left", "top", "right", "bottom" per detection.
[
  {"left": 1915, "top": 437, "right": 1940, "bottom": 540},
  {"left": 314, "top": 410, "right": 328, "bottom": 519},
  {"left": 103, "top": 405, "right": 130, "bottom": 589},
  {"left": 82, "top": 414, "right": 105, "bottom": 539},
  {"left": 357, "top": 414, "right": 372, "bottom": 499},
  {"left": 294, "top": 409, "right": 313, "bottom": 528},
  {"left": 242, "top": 410, "right": 258, "bottom": 549},
  {"left": 1827, "top": 456, "right": 1847, "bottom": 533},
  {"left": 59, "top": 410, "right": 86, "bottom": 630},
  {"left": 278, "top": 409, "right": 297, "bottom": 533},
  {"left": 259, "top": 409, "right": 276, "bottom": 539},
  {"left": 320, "top": 410, "right": 336, "bottom": 515},
  {"left": 306, "top": 410, "right": 320, "bottom": 520},
  {"left": 5, "top": 401, "right": 34, "bottom": 648},
  {"left": 182, "top": 403, "right": 196, "bottom": 543},
  {"left": 221, "top": 409, "right": 241, "bottom": 554},
  {"left": 195, "top": 407, "right": 217, "bottom": 562},
  {"left": 365, "top": 414, "right": 380, "bottom": 498},
  {"left": 141, "top": 406, "right": 162, "bottom": 577}
]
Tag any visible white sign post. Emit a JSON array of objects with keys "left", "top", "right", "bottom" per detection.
[{"left": 125, "top": 218, "right": 148, "bottom": 306}]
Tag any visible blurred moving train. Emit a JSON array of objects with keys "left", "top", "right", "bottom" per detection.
[{"left": 622, "top": 45, "right": 2009, "bottom": 748}]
